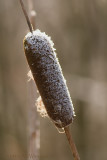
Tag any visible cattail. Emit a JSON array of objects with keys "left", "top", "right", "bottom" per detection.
[
  {"left": 19, "top": 0, "right": 80, "bottom": 159},
  {"left": 24, "top": 30, "right": 75, "bottom": 128}
]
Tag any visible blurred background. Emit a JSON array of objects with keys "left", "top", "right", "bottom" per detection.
[{"left": 0, "top": 0, "right": 107, "bottom": 160}]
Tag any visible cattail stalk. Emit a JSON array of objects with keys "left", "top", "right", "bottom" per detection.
[{"left": 64, "top": 126, "right": 80, "bottom": 160}]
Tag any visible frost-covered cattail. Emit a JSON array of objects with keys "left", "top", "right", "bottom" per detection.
[
  {"left": 19, "top": 0, "right": 80, "bottom": 159},
  {"left": 24, "top": 30, "right": 75, "bottom": 128}
]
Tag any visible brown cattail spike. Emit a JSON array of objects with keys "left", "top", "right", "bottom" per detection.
[{"left": 24, "top": 30, "right": 75, "bottom": 128}]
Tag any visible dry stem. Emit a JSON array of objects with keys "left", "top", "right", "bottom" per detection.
[
  {"left": 19, "top": 0, "right": 33, "bottom": 32},
  {"left": 64, "top": 126, "right": 80, "bottom": 160}
]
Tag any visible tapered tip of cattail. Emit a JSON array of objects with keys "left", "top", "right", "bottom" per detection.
[{"left": 24, "top": 29, "right": 55, "bottom": 51}]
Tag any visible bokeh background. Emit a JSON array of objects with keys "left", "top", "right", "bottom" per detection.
[{"left": 0, "top": 0, "right": 107, "bottom": 160}]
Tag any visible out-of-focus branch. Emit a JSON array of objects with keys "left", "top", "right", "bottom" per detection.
[
  {"left": 28, "top": 0, "right": 36, "bottom": 30},
  {"left": 27, "top": 1, "right": 39, "bottom": 160},
  {"left": 27, "top": 80, "right": 40, "bottom": 160}
]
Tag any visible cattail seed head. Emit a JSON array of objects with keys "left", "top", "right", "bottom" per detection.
[{"left": 24, "top": 29, "right": 75, "bottom": 128}]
